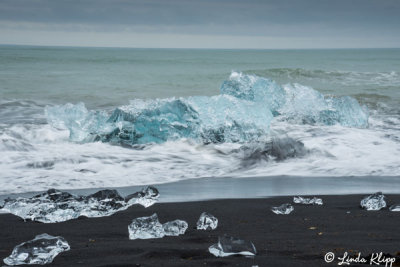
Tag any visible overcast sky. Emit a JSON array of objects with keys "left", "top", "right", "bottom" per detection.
[{"left": 1, "top": 0, "right": 399, "bottom": 49}]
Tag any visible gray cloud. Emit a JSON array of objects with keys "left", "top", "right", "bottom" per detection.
[{"left": 0, "top": 0, "right": 399, "bottom": 48}]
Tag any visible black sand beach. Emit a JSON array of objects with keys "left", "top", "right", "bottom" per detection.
[{"left": 1, "top": 194, "right": 400, "bottom": 266}]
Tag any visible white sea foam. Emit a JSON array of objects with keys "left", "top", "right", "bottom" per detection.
[{"left": 0, "top": 110, "right": 399, "bottom": 195}]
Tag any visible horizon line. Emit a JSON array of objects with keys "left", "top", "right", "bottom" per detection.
[{"left": 1, "top": 43, "right": 399, "bottom": 50}]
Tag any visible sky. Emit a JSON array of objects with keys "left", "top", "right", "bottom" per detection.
[{"left": 0, "top": 0, "right": 400, "bottom": 49}]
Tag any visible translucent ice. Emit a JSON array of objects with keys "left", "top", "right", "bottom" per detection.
[
  {"left": 360, "top": 192, "right": 386, "bottom": 211},
  {"left": 46, "top": 73, "right": 368, "bottom": 146},
  {"left": 46, "top": 95, "right": 272, "bottom": 145},
  {"left": 45, "top": 102, "right": 109, "bottom": 142},
  {"left": 222, "top": 72, "right": 369, "bottom": 127},
  {"left": 271, "top": 203, "right": 294, "bottom": 215},
  {"left": 209, "top": 235, "right": 257, "bottom": 257},
  {"left": 196, "top": 212, "right": 218, "bottom": 230},
  {"left": 389, "top": 204, "right": 400, "bottom": 211},
  {"left": 128, "top": 213, "right": 188, "bottom": 239},
  {"left": 128, "top": 213, "right": 165, "bottom": 240},
  {"left": 3, "top": 233, "right": 70, "bottom": 265},
  {"left": 163, "top": 220, "right": 188, "bottom": 236},
  {"left": 221, "top": 71, "right": 286, "bottom": 114},
  {"left": 125, "top": 186, "right": 160, "bottom": 208},
  {"left": 1, "top": 186, "right": 159, "bottom": 223},
  {"left": 293, "top": 196, "right": 323, "bottom": 205}
]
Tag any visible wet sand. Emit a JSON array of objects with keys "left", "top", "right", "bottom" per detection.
[{"left": 1, "top": 194, "right": 400, "bottom": 266}]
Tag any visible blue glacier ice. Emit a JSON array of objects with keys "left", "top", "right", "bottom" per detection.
[
  {"left": 222, "top": 72, "right": 369, "bottom": 127},
  {"left": 45, "top": 103, "right": 109, "bottom": 142},
  {"left": 221, "top": 71, "right": 286, "bottom": 115},
  {"left": 46, "top": 95, "right": 273, "bottom": 145},
  {"left": 46, "top": 72, "right": 368, "bottom": 145}
]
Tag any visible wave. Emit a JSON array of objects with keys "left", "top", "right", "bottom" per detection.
[
  {"left": 45, "top": 72, "right": 369, "bottom": 146},
  {"left": 247, "top": 68, "right": 400, "bottom": 87}
]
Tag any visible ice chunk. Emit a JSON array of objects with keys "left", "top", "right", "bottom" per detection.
[
  {"left": 221, "top": 71, "right": 286, "bottom": 114},
  {"left": 128, "top": 213, "right": 165, "bottom": 240},
  {"left": 196, "top": 212, "right": 218, "bottom": 230},
  {"left": 209, "top": 235, "right": 256, "bottom": 257},
  {"left": 128, "top": 214, "right": 188, "bottom": 239},
  {"left": 389, "top": 204, "right": 400, "bottom": 211},
  {"left": 360, "top": 192, "right": 386, "bottom": 211},
  {"left": 45, "top": 102, "right": 109, "bottom": 142},
  {"left": 271, "top": 203, "right": 294, "bottom": 215},
  {"left": 46, "top": 73, "right": 368, "bottom": 147},
  {"left": 186, "top": 95, "right": 272, "bottom": 143},
  {"left": 221, "top": 72, "right": 369, "bottom": 127},
  {"left": 46, "top": 95, "right": 272, "bottom": 146},
  {"left": 1, "top": 186, "right": 160, "bottom": 223},
  {"left": 3, "top": 233, "right": 70, "bottom": 265},
  {"left": 82, "top": 189, "right": 126, "bottom": 216},
  {"left": 125, "top": 186, "right": 160, "bottom": 208},
  {"left": 163, "top": 219, "right": 188, "bottom": 236},
  {"left": 293, "top": 196, "right": 323, "bottom": 205}
]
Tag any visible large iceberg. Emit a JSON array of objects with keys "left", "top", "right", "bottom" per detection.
[
  {"left": 46, "top": 72, "right": 368, "bottom": 146},
  {"left": 1, "top": 186, "right": 159, "bottom": 223},
  {"left": 3, "top": 234, "right": 70, "bottom": 265}
]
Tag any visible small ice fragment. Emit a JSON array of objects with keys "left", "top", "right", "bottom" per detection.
[
  {"left": 128, "top": 213, "right": 165, "bottom": 240},
  {"left": 293, "top": 196, "right": 323, "bottom": 205},
  {"left": 163, "top": 220, "right": 188, "bottom": 236},
  {"left": 3, "top": 233, "right": 70, "bottom": 265},
  {"left": 389, "top": 204, "right": 400, "bottom": 211},
  {"left": 360, "top": 192, "right": 386, "bottom": 211},
  {"left": 125, "top": 186, "right": 160, "bottom": 208},
  {"left": 271, "top": 203, "right": 294, "bottom": 215},
  {"left": 209, "top": 235, "right": 256, "bottom": 257},
  {"left": 196, "top": 212, "right": 218, "bottom": 230}
]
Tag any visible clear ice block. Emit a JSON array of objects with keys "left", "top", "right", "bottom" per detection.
[
  {"left": 1, "top": 186, "right": 160, "bottom": 223},
  {"left": 196, "top": 212, "right": 218, "bottom": 230},
  {"left": 3, "top": 233, "right": 70, "bottom": 265},
  {"left": 360, "top": 192, "right": 386, "bottom": 211},
  {"left": 271, "top": 203, "right": 294, "bottom": 215},
  {"left": 128, "top": 213, "right": 165, "bottom": 240},
  {"left": 209, "top": 235, "right": 256, "bottom": 257},
  {"left": 163, "top": 219, "right": 188, "bottom": 236},
  {"left": 293, "top": 196, "right": 323, "bottom": 205},
  {"left": 125, "top": 186, "right": 160, "bottom": 208}
]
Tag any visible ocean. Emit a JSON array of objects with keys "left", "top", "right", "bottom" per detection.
[{"left": 1, "top": 45, "right": 399, "bottom": 195}]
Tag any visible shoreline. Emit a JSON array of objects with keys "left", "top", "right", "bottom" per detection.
[
  {"left": 1, "top": 194, "right": 400, "bottom": 266},
  {"left": 2, "top": 175, "right": 400, "bottom": 204}
]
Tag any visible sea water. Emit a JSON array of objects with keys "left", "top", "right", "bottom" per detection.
[{"left": 0, "top": 46, "right": 399, "bottom": 195}]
